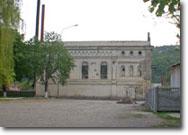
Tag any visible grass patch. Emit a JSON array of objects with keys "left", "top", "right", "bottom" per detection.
[
  {"left": 153, "top": 112, "right": 181, "bottom": 128},
  {"left": 0, "top": 97, "right": 24, "bottom": 102}
]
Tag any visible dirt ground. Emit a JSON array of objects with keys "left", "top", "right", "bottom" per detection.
[{"left": 0, "top": 98, "right": 164, "bottom": 127}]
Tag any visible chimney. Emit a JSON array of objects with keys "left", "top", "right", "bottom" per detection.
[
  {"left": 35, "top": 0, "right": 41, "bottom": 41},
  {"left": 147, "top": 32, "right": 151, "bottom": 42},
  {"left": 40, "top": 4, "right": 45, "bottom": 42}
]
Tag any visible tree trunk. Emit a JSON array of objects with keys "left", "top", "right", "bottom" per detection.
[
  {"left": 2, "top": 84, "right": 7, "bottom": 97},
  {"left": 44, "top": 70, "right": 48, "bottom": 98},
  {"left": 32, "top": 72, "right": 37, "bottom": 97},
  {"left": 32, "top": 72, "right": 36, "bottom": 89}
]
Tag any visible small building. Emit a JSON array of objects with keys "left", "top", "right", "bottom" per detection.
[{"left": 170, "top": 63, "right": 180, "bottom": 88}]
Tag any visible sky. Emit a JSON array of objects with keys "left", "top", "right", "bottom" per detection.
[{"left": 20, "top": 0, "right": 180, "bottom": 46}]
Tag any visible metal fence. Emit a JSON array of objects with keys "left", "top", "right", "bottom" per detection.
[{"left": 146, "top": 87, "right": 180, "bottom": 112}]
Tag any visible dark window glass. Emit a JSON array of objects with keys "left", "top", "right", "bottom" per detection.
[
  {"left": 138, "top": 51, "right": 142, "bottom": 55},
  {"left": 121, "top": 51, "right": 125, "bottom": 55},
  {"left": 120, "top": 65, "right": 125, "bottom": 77},
  {"left": 138, "top": 65, "right": 142, "bottom": 77},
  {"left": 82, "top": 62, "right": 88, "bottom": 79},
  {"left": 101, "top": 62, "right": 107, "bottom": 79},
  {"left": 130, "top": 51, "right": 133, "bottom": 55}
]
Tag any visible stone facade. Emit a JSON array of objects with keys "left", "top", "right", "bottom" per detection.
[{"left": 36, "top": 40, "right": 153, "bottom": 99}]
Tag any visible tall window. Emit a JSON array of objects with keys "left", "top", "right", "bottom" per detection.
[
  {"left": 129, "top": 65, "right": 133, "bottom": 77},
  {"left": 82, "top": 62, "right": 88, "bottom": 79},
  {"left": 120, "top": 65, "right": 125, "bottom": 77},
  {"left": 101, "top": 62, "right": 107, "bottom": 79},
  {"left": 137, "top": 65, "right": 142, "bottom": 77}
]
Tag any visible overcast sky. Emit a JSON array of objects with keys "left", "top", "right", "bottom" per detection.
[{"left": 20, "top": 0, "right": 179, "bottom": 46}]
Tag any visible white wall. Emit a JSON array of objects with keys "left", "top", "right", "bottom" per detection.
[{"left": 171, "top": 66, "right": 180, "bottom": 88}]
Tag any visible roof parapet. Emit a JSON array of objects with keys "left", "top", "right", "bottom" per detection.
[{"left": 64, "top": 40, "right": 151, "bottom": 47}]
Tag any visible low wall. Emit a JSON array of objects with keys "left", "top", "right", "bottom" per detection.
[{"left": 36, "top": 80, "right": 146, "bottom": 99}]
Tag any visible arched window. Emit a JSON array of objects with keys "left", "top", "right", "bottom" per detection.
[
  {"left": 82, "top": 62, "right": 88, "bottom": 79},
  {"left": 120, "top": 65, "right": 125, "bottom": 77},
  {"left": 101, "top": 62, "right": 107, "bottom": 79},
  {"left": 129, "top": 65, "right": 133, "bottom": 77},
  {"left": 137, "top": 65, "right": 142, "bottom": 77}
]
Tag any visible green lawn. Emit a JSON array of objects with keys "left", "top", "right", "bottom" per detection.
[{"left": 153, "top": 112, "right": 181, "bottom": 128}]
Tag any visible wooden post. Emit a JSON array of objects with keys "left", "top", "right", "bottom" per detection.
[{"left": 153, "top": 87, "right": 158, "bottom": 112}]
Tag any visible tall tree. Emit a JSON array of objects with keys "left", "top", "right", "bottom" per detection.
[
  {"left": 43, "top": 32, "right": 74, "bottom": 98},
  {"left": 14, "top": 36, "right": 45, "bottom": 86},
  {"left": 14, "top": 32, "right": 74, "bottom": 98},
  {"left": 0, "top": 0, "right": 21, "bottom": 96}
]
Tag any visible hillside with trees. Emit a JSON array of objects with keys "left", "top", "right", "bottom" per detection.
[{"left": 152, "top": 45, "right": 180, "bottom": 84}]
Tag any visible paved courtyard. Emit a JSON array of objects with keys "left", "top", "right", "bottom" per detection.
[{"left": 0, "top": 98, "right": 163, "bottom": 127}]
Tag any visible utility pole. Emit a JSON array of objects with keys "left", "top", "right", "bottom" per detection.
[
  {"left": 33, "top": 0, "right": 40, "bottom": 95},
  {"left": 40, "top": 4, "right": 45, "bottom": 42},
  {"left": 35, "top": 0, "right": 41, "bottom": 40},
  {"left": 39, "top": 4, "right": 48, "bottom": 98}
]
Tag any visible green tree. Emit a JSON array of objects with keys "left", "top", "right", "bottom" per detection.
[
  {"left": 0, "top": 0, "right": 21, "bottom": 96},
  {"left": 152, "top": 45, "right": 180, "bottom": 84},
  {"left": 14, "top": 32, "right": 74, "bottom": 97},
  {"left": 14, "top": 35, "right": 45, "bottom": 88},
  {"left": 43, "top": 32, "right": 74, "bottom": 98},
  {"left": 143, "top": 0, "right": 180, "bottom": 38}
]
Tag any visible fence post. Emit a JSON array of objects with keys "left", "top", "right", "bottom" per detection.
[{"left": 153, "top": 87, "right": 158, "bottom": 112}]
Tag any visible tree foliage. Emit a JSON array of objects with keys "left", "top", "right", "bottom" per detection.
[
  {"left": 143, "top": 0, "right": 180, "bottom": 29},
  {"left": 42, "top": 32, "right": 74, "bottom": 97},
  {"left": 14, "top": 32, "right": 74, "bottom": 95},
  {"left": 152, "top": 45, "right": 180, "bottom": 84},
  {"left": 0, "top": 0, "right": 21, "bottom": 27},
  {"left": 0, "top": 0, "right": 21, "bottom": 88},
  {"left": 14, "top": 34, "right": 44, "bottom": 84},
  {"left": 43, "top": 32, "right": 74, "bottom": 84}
]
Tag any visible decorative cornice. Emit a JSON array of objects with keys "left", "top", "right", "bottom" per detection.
[{"left": 64, "top": 41, "right": 151, "bottom": 47}]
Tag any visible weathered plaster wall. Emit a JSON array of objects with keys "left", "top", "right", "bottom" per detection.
[{"left": 36, "top": 41, "right": 153, "bottom": 99}]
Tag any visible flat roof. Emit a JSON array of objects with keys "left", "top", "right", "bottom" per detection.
[
  {"left": 171, "top": 63, "right": 181, "bottom": 68},
  {"left": 63, "top": 41, "right": 151, "bottom": 47}
]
